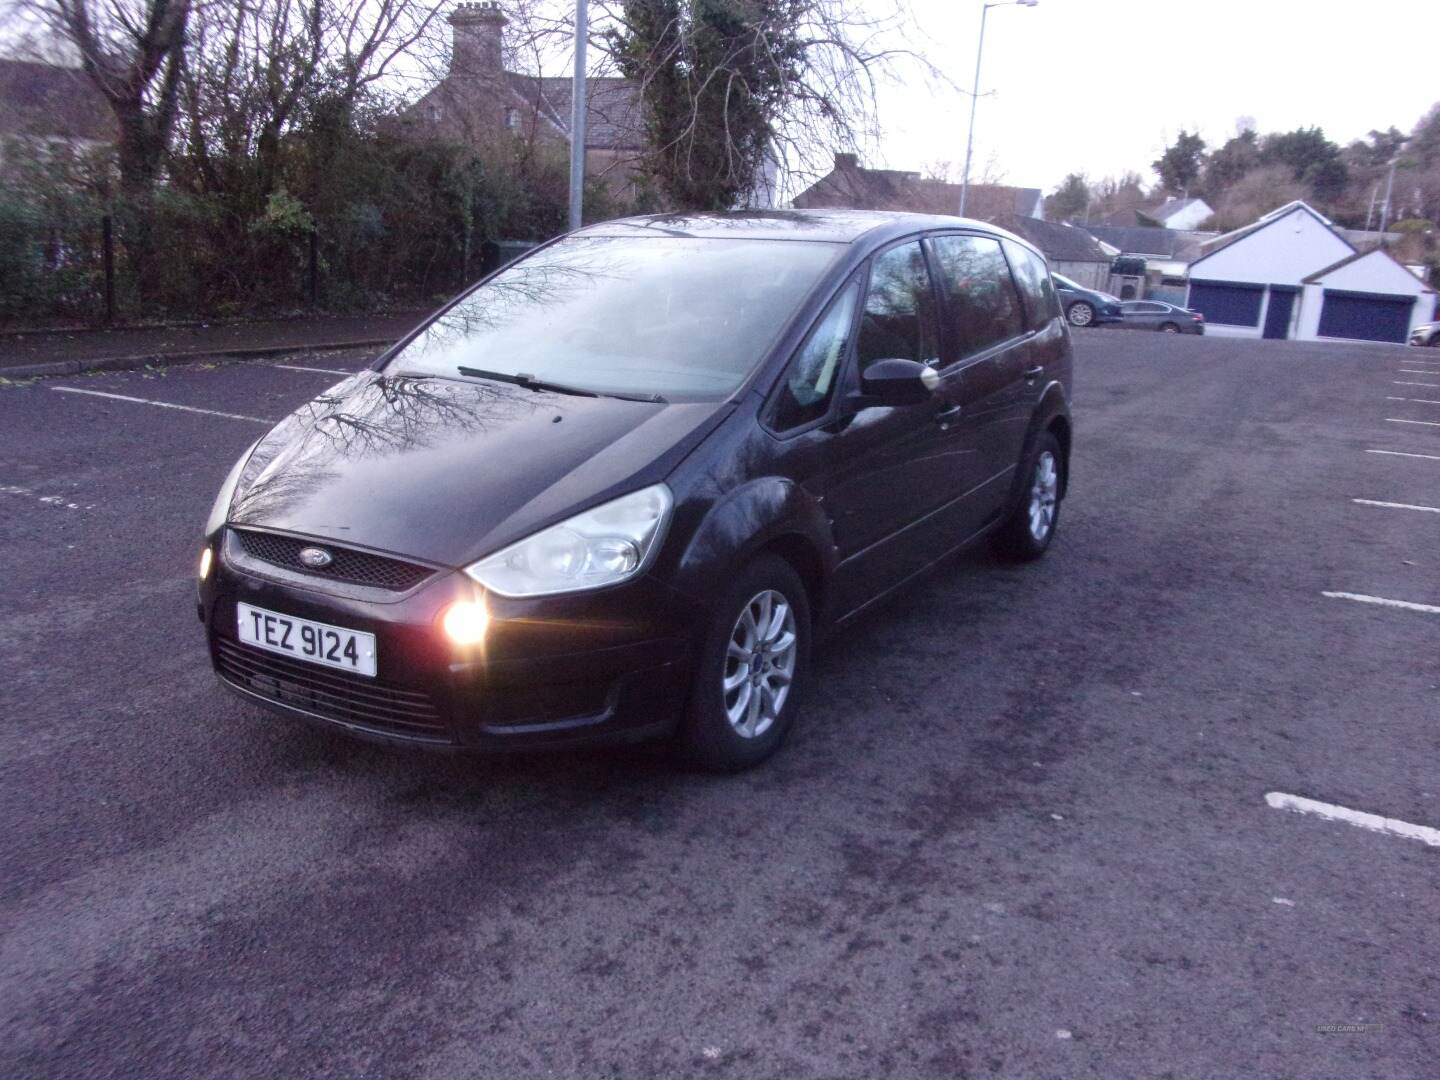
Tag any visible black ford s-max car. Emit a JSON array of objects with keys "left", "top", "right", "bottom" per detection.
[{"left": 199, "top": 210, "right": 1073, "bottom": 770}]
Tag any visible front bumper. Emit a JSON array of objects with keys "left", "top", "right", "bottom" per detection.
[{"left": 200, "top": 529, "right": 697, "bottom": 751}]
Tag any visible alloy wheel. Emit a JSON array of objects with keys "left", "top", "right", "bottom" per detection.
[
  {"left": 722, "top": 589, "right": 797, "bottom": 739},
  {"left": 1028, "top": 450, "right": 1059, "bottom": 543},
  {"left": 1069, "top": 303, "right": 1093, "bottom": 327}
]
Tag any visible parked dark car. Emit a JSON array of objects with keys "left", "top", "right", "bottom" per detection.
[
  {"left": 1410, "top": 320, "right": 1440, "bottom": 346},
  {"left": 1050, "top": 272, "right": 1123, "bottom": 328},
  {"left": 198, "top": 210, "right": 1074, "bottom": 770},
  {"left": 1117, "top": 299, "right": 1205, "bottom": 334}
]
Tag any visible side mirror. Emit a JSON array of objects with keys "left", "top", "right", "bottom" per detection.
[{"left": 857, "top": 358, "right": 940, "bottom": 407}]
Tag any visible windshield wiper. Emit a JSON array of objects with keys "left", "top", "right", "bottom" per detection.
[
  {"left": 457, "top": 366, "right": 665, "bottom": 404},
  {"left": 457, "top": 366, "right": 595, "bottom": 397}
]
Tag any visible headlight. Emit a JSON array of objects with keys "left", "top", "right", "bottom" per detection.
[{"left": 465, "top": 484, "right": 673, "bottom": 597}]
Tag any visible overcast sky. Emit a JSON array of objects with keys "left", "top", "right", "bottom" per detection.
[{"left": 876, "top": 0, "right": 1440, "bottom": 193}]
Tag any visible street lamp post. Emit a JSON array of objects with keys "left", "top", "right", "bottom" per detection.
[
  {"left": 568, "top": 0, "right": 589, "bottom": 232},
  {"left": 958, "top": 0, "right": 1037, "bottom": 218}
]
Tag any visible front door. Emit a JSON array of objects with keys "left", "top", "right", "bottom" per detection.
[
  {"left": 1263, "top": 288, "right": 1296, "bottom": 339},
  {"left": 821, "top": 239, "right": 968, "bottom": 608}
]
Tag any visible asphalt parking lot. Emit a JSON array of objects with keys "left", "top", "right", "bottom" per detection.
[{"left": 2, "top": 331, "right": 1437, "bottom": 1078}]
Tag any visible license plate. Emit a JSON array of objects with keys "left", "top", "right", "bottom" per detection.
[{"left": 236, "top": 603, "right": 377, "bottom": 677}]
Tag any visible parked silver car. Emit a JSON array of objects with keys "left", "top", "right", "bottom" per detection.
[
  {"left": 1116, "top": 299, "right": 1205, "bottom": 335},
  {"left": 1410, "top": 321, "right": 1440, "bottom": 347}
]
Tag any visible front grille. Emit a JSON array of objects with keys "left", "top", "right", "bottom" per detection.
[
  {"left": 231, "top": 529, "right": 433, "bottom": 592},
  {"left": 215, "top": 637, "right": 450, "bottom": 741}
]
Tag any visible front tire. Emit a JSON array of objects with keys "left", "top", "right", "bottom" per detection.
[
  {"left": 676, "top": 554, "right": 811, "bottom": 771},
  {"left": 990, "top": 431, "right": 1063, "bottom": 562},
  {"left": 1159, "top": 321, "right": 1180, "bottom": 334},
  {"left": 1067, "top": 301, "right": 1095, "bottom": 328}
]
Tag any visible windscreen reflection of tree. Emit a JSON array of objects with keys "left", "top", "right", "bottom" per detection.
[
  {"left": 230, "top": 376, "right": 546, "bottom": 523},
  {"left": 404, "top": 244, "right": 624, "bottom": 362}
]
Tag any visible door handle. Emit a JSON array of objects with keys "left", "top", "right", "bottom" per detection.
[{"left": 1023, "top": 365, "right": 1045, "bottom": 381}]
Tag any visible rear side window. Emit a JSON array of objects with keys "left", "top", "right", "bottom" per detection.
[
  {"left": 857, "top": 241, "right": 940, "bottom": 370},
  {"left": 929, "top": 234, "right": 1026, "bottom": 360},
  {"left": 1003, "top": 240, "right": 1062, "bottom": 330},
  {"left": 768, "top": 282, "right": 860, "bottom": 432}
]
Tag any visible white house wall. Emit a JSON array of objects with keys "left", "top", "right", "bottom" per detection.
[
  {"left": 1313, "top": 251, "right": 1430, "bottom": 297},
  {"left": 1296, "top": 250, "right": 1436, "bottom": 342},
  {"left": 1190, "top": 207, "right": 1353, "bottom": 287}
]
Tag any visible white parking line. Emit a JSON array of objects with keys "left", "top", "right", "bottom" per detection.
[
  {"left": 1266, "top": 792, "right": 1440, "bottom": 848},
  {"left": 1385, "top": 418, "right": 1440, "bottom": 428},
  {"left": 1385, "top": 397, "right": 1440, "bottom": 404},
  {"left": 1398, "top": 369, "right": 1440, "bottom": 375},
  {"left": 272, "top": 364, "right": 357, "bottom": 376},
  {"left": 1352, "top": 498, "right": 1440, "bottom": 514},
  {"left": 1366, "top": 449, "right": 1440, "bottom": 461},
  {"left": 1393, "top": 381, "right": 1440, "bottom": 388},
  {"left": 49, "top": 386, "right": 270, "bottom": 424},
  {"left": 1322, "top": 591, "right": 1440, "bottom": 614}
]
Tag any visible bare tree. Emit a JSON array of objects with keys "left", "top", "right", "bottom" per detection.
[{"left": 175, "top": 0, "right": 446, "bottom": 199}]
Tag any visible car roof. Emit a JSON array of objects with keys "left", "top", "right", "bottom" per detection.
[{"left": 573, "top": 208, "right": 1020, "bottom": 247}]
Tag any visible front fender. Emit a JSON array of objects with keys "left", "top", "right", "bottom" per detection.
[{"left": 667, "top": 476, "right": 836, "bottom": 610}]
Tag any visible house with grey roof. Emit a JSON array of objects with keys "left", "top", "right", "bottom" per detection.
[
  {"left": 1085, "top": 225, "right": 1217, "bottom": 283},
  {"left": 994, "top": 215, "right": 1113, "bottom": 290},
  {"left": 399, "top": 3, "right": 645, "bottom": 199},
  {"left": 793, "top": 154, "right": 1043, "bottom": 223}
]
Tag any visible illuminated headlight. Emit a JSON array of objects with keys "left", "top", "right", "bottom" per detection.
[
  {"left": 199, "top": 547, "right": 213, "bottom": 580},
  {"left": 441, "top": 600, "right": 489, "bottom": 645},
  {"left": 465, "top": 484, "right": 672, "bottom": 597}
]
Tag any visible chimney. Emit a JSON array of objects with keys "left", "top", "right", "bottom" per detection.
[
  {"left": 834, "top": 152, "right": 859, "bottom": 171},
  {"left": 448, "top": 1, "right": 507, "bottom": 76}
]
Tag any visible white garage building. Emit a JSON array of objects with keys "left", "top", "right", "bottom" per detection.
[{"left": 1185, "top": 202, "right": 1434, "bottom": 343}]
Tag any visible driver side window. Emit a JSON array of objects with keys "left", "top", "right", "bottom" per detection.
[{"left": 857, "top": 241, "right": 939, "bottom": 372}]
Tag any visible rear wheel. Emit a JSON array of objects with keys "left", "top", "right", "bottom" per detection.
[
  {"left": 1067, "top": 301, "right": 1094, "bottom": 328},
  {"left": 676, "top": 554, "right": 811, "bottom": 771},
  {"left": 990, "top": 432, "right": 1063, "bottom": 562}
]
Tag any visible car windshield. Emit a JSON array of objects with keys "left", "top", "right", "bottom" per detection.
[
  {"left": 384, "top": 235, "right": 842, "bottom": 402},
  {"left": 1051, "top": 272, "right": 1079, "bottom": 290}
]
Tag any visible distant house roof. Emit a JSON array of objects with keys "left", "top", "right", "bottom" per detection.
[
  {"left": 507, "top": 73, "right": 643, "bottom": 151},
  {"left": 1085, "top": 225, "right": 1215, "bottom": 262},
  {"left": 994, "top": 215, "right": 1110, "bottom": 264},
  {"left": 793, "top": 155, "right": 1042, "bottom": 221},
  {"left": 0, "top": 58, "right": 111, "bottom": 142},
  {"left": 1142, "top": 197, "right": 1210, "bottom": 225}
]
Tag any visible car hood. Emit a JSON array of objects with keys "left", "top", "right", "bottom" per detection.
[{"left": 228, "top": 371, "right": 731, "bottom": 567}]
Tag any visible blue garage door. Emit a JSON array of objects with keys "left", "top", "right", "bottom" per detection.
[
  {"left": 1317, "top": 290, "right": 1413, "bottom": 343},
  {"left": 1188, "top": 280, "right": 1264, "bottom": 327}
]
